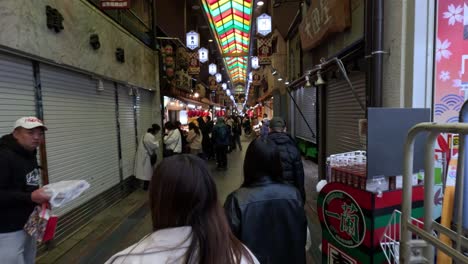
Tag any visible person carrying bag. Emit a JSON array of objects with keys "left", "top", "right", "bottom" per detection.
[{"left": 135, "top": 125, "right": 160, "bottom": 190}]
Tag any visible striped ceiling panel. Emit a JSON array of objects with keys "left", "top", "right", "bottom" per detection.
[{"left": 202, "top": 0, "right": 252, "bottom": 84}]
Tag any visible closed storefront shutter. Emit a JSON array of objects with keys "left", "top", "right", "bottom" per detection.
[
  {"left": 292, "top": 86, "right": 317, "bottom": 144},
  {"left": 326, "top": 72, "right": 366, "bottom": 156},
  {"left": 136, "top": 89, "right": 154, "bottom": 139},
  {"left": 0, "top": 53, "right": 36, "bottom": 135},
  {"left": 41, "top": 64, "right": 120, "bottom": 216},
  {"left": 118, "top": 84, "right": 137, "bottom": 179}
]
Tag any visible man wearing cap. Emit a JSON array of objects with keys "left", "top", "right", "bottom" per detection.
[
  {"left": 0, "top": 117, "right": 51, "bottom": 263},
  {"left": 268, "top": 116, "right": 306, "bottom": 202}
]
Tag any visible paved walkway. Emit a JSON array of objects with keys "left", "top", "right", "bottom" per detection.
[{"left": 37, "top": 134, "right": 322, "bottom": 264}]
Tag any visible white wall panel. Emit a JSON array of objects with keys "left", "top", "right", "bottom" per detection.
[{"left": 41, "top": 64, "right": 120, "bottom": 216}]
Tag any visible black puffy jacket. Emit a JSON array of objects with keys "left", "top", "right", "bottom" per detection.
[
  {"left": 224, "top": 177, "right": 307, "bottom": 264},
  {"left": 0, "top": 134, "right": 40, "bottom": 233},
  {"left": 267, "top": 132, "right": 306, "bottom": 202}
]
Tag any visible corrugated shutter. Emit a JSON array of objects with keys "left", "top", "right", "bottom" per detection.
[
  {"left": 292, "top": 86, "right": 317, "bottom": 143},
  {"left": 41, "top": 64, "right": 120, "bottom": 216},
  {"left": 0, "top": 53, "right": 35, "bottom": 135},
  {"left": 326, "top": 72, "right": 366, "bottom": 156},
  {"left": 118, "top": 84, "right": 137, "bottom": 179},
  {"left": 136, "top": 89, "right": 154, "bottom": 139}
]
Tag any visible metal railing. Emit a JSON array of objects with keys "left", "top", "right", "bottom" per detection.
[{"left": 400, "top": 122, "right": 468, "bottom": 263}]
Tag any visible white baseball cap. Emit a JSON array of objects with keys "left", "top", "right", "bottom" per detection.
[{"left": 13, "top": 117, "right": 48, "bottom": 130}]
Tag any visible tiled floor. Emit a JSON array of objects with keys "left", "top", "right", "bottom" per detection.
[{"left": 37, "top": 134, "right": 322, "bottom": 264}]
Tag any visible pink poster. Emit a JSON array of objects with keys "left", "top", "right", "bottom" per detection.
[{"left": 434, "top": 0, "right": 468, "bottom": 123}]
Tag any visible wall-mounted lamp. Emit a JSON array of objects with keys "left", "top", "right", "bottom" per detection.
[
  {"left": 90, "top": 34, "right": 100, "bottom": 50},
  {"left": 315, "top": 71, "right": 326, "bottom": 85},
  {"left": 271, "top": 68, "right": 278, "bottom": 76},
  {"left": 194, "top": 92, "right": 200, "bottom": 98},
  {"left": 96, "top": 79, "right": 104, "bottom": 91},
  {"left": 304, "top": 75, "right": 312, "bottom": 88},
  {"left": 116, "top": 48, "right": 125, "bottom": 63},
  {"left": 284, "top": 80, "right": 290, "bottom": 85},
  {"left": 277, "top": 77, "right": 283, "bottom": 81}
]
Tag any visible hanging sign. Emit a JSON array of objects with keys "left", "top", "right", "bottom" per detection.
[
  {"left": 100, "top": 0, "right": 130, "bottom": 9},
  {"left": 198, "top": 47, "right": 208, "bottom": 63},
  {"left": 188, "top": 52, "right": 200, "bottom": 75},
  {"left": 208, "top": 76, "right": 217, "bottom": 91},
  {"left": 252, "top": 71, "right": 262, "bottom": 86},
  {"left": 186, "top": 31, "right": 200, "bottom": 50},
  {"left": 257, "top": 37, "right": 272, "bottom": 65},
  {"left": 299, "top": 0, "right": 351, "bottom": 51},
  {"left": 257, "top": 13, "right": 272, "bottom": 36}
]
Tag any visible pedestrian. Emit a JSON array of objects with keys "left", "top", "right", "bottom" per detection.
[
  {"left": 260, "top": 114, "right": 269, "bottom": 138},
  {"left": 0, "top": 117, "right": 52, "bottom": 264},
  {"left": 267, "top": 116, "right": 306, "bottom": 202},
  {"left": 224, "top": 138, "right": 307, "bottom": 264},
  {"left": 163, "top": 121, "right": 182, "bottom": 157},
  {"left": 212, "top": 117, "right": 230, "bottom": 170},
  {"left": 186, "top": 122, "right": 203, "bottom": 155},
  {"left": 231, "top": 116, "right": 242, "bottom": 151},
  {"left": 106, "top": 155, "right": 259, "bottom": 264},
  {"left": 135, "top": 124, "right": 160, "bottom": 191}
]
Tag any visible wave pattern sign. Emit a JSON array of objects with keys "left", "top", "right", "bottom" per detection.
[{"left": 434, "top": 0, "right": 468, "bottom": 123}]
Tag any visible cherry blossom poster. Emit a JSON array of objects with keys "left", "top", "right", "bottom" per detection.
[{"left": 434, "top": 0, "right": 468, "bottom": 123}]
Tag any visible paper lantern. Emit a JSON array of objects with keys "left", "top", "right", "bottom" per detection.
[
  {"left": 251, "top": 56, "right": 259, "bottom": 70},
  {"left": 186, "top": 31, "right": 200, "bottom": 50},
  {"left": 215, "top": 73, "right": 222, "bottom": 83},
  {"left": 222, "top": 83, "right": 227, "bottom": 90},
  {"left": 198, "top": 47, "right": 208, "bottom": 63},
  {"left": 257, "top": 13, "right": 272, "bottom": 36},
  {"left": 209, "top": 63, "right": 217, "bottom": 75}
]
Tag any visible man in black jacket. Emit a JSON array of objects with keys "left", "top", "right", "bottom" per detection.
[
  {"left": 267, "top": 116, "right": 306, "bottom": 202},
  {"left": 0, "top": 117, "right": 51, "bottom": 263}
]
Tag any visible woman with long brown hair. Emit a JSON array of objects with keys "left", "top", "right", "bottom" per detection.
[{"left": 106, "top": 154, "right": 258, "bottom": 264}]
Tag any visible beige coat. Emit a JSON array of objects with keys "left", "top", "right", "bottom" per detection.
[{"left": 186, "top": 129, "right": 202, "bottom": 151}]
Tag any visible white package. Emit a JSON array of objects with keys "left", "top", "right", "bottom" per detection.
[{"left": 43, "top": 180, "right": 90, "bottom": 208}]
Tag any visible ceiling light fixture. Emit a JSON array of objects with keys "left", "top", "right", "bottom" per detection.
[
  {"left": 315, "top": 71, "right": 326, "bottom": 85},
  {"left": 305, "top": 75, "right": 312, "bottom": 88},
  {"left": 285, "top": 80, "right": 290, "bottom": 85},
  {"left": 271, "top": 68, "right": 278, "bottom": 76},
  {"left": 257, "top": 0, "right": 264, "bottom": 6},
  {"left": 277, "top": 77, "right": 283, "bottom": 81}
]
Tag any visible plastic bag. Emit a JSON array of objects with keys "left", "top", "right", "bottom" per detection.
[
  {"left": 43, "top": 180, "right": 90, "bottom": 208},
  {"left": 24, "top": 204, "right": 58, "bottom": 243}
]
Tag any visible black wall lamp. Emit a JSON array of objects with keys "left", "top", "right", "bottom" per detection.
[
  {"left": 46, "top": 6, "right": 64, "bottom": 33},
  {"left": 90, "top": 34, "right": 101, "bottom": 50},
  {"left": 115, "top": 48, "right": 125, "bottom": 63}
]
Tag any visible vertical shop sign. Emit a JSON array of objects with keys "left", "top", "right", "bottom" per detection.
[
  {"left": 322, "top": 190, "right": 366, "bottom": 248},
  {"left": 257, "top": 37, "right": 272, "bottom": 65},
  {"left": 299, "top": 0, "right": 351, "bottom": 51},
  {"left": 188, "top": 52, "right": 200, "bottom": 75},
  {"left": 100, "top": 0, "right": 130, "bottom": 9},
  {"left": 434, "top": 0, "right": 468, "bottom": 123}
]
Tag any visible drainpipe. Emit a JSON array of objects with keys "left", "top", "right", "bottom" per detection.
[{"left": 365, "top": 0, "right": 384, "bottom": 109}]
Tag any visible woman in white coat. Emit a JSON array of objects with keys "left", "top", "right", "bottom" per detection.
[
  {"left": 163, "top": 121, "right": 182, "bottom": 156},
  {"left": 134, "top": 124, "right": 160, "bottom": 190},
  {"left": 106, "top": 155, "right": 259, "bottom": 264}
]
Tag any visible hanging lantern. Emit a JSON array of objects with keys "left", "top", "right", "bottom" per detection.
[
  {"left": 186, "top": 31, "right": 200, "bottom": 50},
  {"left": 198, "top": 47, "right": 208, "bottom": 63},
  {"left": 208, "top": 63, "right": 217, "bottom": 75},
  {"left": 222, "top": 83, "right": 227, "bottom": 90},
  {"left": 230, "top": 95, "right": 234, "bottom": 100},
  {"left": 215, "top": 73, "right": 222, "bottom": 83},
  {"left": 257, "top": 13, "right": 272, "bottom": 36},
  {"left": 251, "top": 56, "right": 260, "bottom": 70},
  {"left": 226, "top": 89, "right": 231, "bottom": 96},
  {"left": 249, "top": 72, "right": 253, "bottom": 81}
]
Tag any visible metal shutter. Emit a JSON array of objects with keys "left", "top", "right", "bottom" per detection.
[
  {"left": 326, "top": 72, "right": 366, "bottom": 156},
  {"left": 136, "top": 88, "right": 154, "bottom": 139},
  {"left": 41, "top": 64, "right": 120, "bottom": 216},
  {"left": 0, "top": 53, "right": 35, "bottom": 135},
  {"left": 292, "top": 86, "right": 317, "bottom": 143},
  {"left": 118, "top": 84, "right": 137, "bottom": 179}
]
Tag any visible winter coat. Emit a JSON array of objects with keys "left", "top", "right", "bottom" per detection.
[
  {"left": 186, "top": 129, "right": 203, "bottom": 150},
  {"left": 260, "top": 118, "right": 270, "bottom": 138},
  {"left": 212, "top": 121, "right": 230, "bottom": 146},
  {"left": 224, "top": 177, "right": 307, "bottom": 264},
  {"left": 0, "top": 134, "right": 40, "bottom": 233},
  {"left": 267, "top": 131, "right": 306, "bottom": 202},
  {"left": 134, "top": 133, "right": 159, "bottom": 181},
  {"left": 164, "top": 129, "right": 182, "bottom": 154},
  {"left": 105, "top": 226, "right": 259, "bottom": 264}
]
